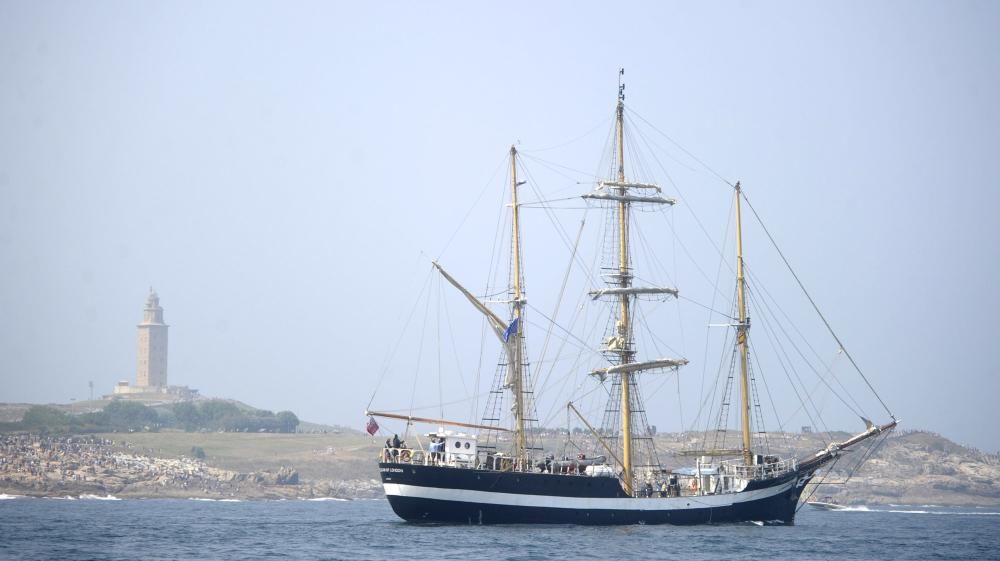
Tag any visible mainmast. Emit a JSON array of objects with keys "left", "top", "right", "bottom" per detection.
[
  {"left": 581, "top": 73, "right": 684, "bottom": 495},
  {"left": 614, "top": 80, "right": 635, "bottom": 496},
  {"left": 509, "top": 145, "right": 527, "bottom": 465},
  {"left": 734, "top": 181, "right": 753, "bottom": 466}
]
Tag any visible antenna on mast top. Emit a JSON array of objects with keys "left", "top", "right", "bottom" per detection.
[{"left": 618, "top": 68, "right": 625, "bottom": 101}]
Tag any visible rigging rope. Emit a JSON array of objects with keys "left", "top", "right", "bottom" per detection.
[
  {"left": 745, "top": 283, "right": 861, "bottom": 420},
  {"left": 740, "top": 190, "right": 895, "bottom": 419},
  {"left": 746, "top": 336, "right": 787, "bottom": 439},
  {"left": 796, "top": 455, "right": 841, "bottom": 514},
  {"left": 436, "top": 153, "right": 508, "bottom": 262},
  {"left": 626, "top": 107, "right": 736, "bottom": 189},
  {"left": 519, "top": 152, "right": 602, "bottom": 184},
  {"left": 366, "top": 265, "right": 435, "bottom": 411},
  {"left": 518, "top": 116, "right": 613, "bottom": 153},
  {"left": 531, "top": 219, "right": 586, "bottom": 401},
  {"left": 440, "top": 281, "right": 471, "bottom": 401},
  {"left": 627, "top": 104, "right": 894, "bottom": 422},
  {"left": 744, "top": 263, "right": 869, "bottom": 417},
  {"left": 746, "top": 286, "right": 834, "bottom": 441},
  {"left": 624, "top": 111, "right": 736, "bottom": 274},
  {"left": 408, "top": 273, "right": 435, "bottom": 418},
  {"left": 846, "top": 428, "right": 892, "bottom": 482}
]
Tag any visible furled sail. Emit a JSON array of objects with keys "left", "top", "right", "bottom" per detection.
[
  {"left": 598, "top": 180, "right": 662, "bottom": 191},
  {"left": 590, "top": 358, "right": 688, "bottom": 380},
  {"left": 582, "top": 192, "right": 676, "bottom": 205},
  {"left": 589, "top": 286, "right": 679, "bottom": 300},
  {"left": 433, "top": 261, "right": 517, "bottom": 386}
]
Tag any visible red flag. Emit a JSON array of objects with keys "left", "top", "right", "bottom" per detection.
[{"left": 365, "top": 416, "right": 379, "bottom": 436}]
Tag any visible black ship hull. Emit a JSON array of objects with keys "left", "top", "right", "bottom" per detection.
[{"left": 379, "top": 463, "right": 814, "bottom": 525}]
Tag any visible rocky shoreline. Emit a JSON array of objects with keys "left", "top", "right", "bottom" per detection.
[
  {"left": 3, "top": 430, "right": 998, "bottom": 506},
  {"left": 0, "top": 434, "right": 381, "bottom": 500}
]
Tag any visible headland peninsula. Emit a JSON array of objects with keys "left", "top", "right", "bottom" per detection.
[{"left": 1, "top": 401, "right": 997, "bottom": 506}]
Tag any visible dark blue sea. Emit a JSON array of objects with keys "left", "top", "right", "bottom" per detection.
[{"left": 1, "top": 496, "right": 997, "bottom": 561}]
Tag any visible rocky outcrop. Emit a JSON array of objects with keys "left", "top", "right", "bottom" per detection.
[
  {"left": 824, "top": 431, "right": 1000, "bottom": 505},
  {"left": 0, "top": 434, "right": 379, "bottom": 500}
]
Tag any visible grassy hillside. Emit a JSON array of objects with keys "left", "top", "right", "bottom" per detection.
[{"left": 97, "top": 430, "right": 379, "bottom": 481}]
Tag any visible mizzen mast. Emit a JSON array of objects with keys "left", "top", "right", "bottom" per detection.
[{"left": 734, "top": 181, "right": 754, "bottom": 467}]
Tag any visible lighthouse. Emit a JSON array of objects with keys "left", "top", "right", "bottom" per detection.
[{"left": 136, "top": 288, "right": 168, "bottom": 388}]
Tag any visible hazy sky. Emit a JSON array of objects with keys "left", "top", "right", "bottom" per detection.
[{"left": 2, "top": 2, "right": 998, "bottom": 451}]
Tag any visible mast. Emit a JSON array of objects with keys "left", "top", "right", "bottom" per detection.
[
  {"left": 510, "top": 145, "right": 527, "bottom": 465},
  {"left": 614, "top": 80, "right": 635, "bottom": 496},
  {"left": 734, "top": 181, "right": 753, "bottom": 466}
]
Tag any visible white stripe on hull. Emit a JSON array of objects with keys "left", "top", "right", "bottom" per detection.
[{"left": 383, "top": 480, "right": 793, "bottom": 511}]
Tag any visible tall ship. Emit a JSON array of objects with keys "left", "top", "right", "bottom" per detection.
[{"left": 367, "top": 75, "right": 897, "bottom": 525}]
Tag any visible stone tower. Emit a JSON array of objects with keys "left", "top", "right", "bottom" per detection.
[{"left": 136, "top": 288, "right": 169, "bottom": 388}]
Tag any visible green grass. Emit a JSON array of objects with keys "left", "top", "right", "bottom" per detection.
[{"left": 96, "top": 430, "right": 381, "bottom": 480}]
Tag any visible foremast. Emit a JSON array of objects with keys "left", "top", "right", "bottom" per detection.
[{"left": 734, "top": 181, "right": 754, "bottom": 467}]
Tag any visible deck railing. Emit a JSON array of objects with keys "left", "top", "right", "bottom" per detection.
[{"left": 719, "top": 457, "right": 797, "bottom": 480}]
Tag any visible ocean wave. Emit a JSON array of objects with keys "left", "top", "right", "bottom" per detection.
[
  {"left": 303, "top": 497, "right": 349, "bottom": 502},
  {"left": 80, "top": 494, "right": 121, "bottom": 501},
  {"left": 187, "top": 497, "right": 241, "bottom": 502},
  {"left": 835, "top": 505, "right": 1000, "bottom": 516},
  {"left": 45, "top": 496, "right": 78, "bottom": 500},
  {"left": 0, "top": 493, "right": 26, "bottom": 500}
]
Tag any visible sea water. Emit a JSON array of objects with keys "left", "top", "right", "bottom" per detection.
[{"left": 0, "top": 497, "right": 997, "bottom": 560}]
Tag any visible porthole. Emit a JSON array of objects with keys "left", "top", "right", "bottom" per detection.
[
  {"left": 464, "top": 442, "right": 470, "bottom": 449},
  {"left": 454, "top": 441, "right": 461, "bottom": 448}
]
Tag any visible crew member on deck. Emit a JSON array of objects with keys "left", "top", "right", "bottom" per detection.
[{"left": 390, "top": 434, "right": 401, "bottom": 460}]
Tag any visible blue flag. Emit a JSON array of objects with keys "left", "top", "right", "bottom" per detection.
[{"left": 503, "top": 317, "right": 519, "bottom": 342}]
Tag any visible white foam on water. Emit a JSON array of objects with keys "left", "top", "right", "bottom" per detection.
[
  {"left": 886, "top": 509, "right": 1000, "bottom": 516},
  {"left": 303, "top": 497, "right": 349, "bottom": 502},
  {"left": 0, "top": 494, "right": 26, "bottom": 500},
  {"left": 833, "top": 505, "right": 1000, "bottom": 516},
  {"left": 80, "top": 494, "right": 121, "bottom": 501}
]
